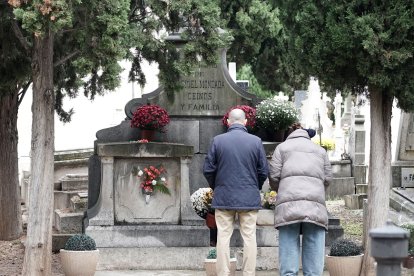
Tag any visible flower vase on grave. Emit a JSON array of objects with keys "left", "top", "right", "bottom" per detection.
[
  {"left": 205, "top": 212, "right": 217, "bottom": 246},
  {"left": 206, "top": 212, "right": 216, "bottom": 229},
  {"left": 140, "top": 129, "right": 155, "bottom": 142},
  {"left": 143, "top": 190, "right": 152, "bottom": 204}
]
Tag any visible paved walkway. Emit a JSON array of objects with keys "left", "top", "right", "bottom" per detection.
[{"left": 95, "top": 270, "right": 330, "bottom": 275}]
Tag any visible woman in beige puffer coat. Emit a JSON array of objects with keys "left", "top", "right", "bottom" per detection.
[{"left": 268, "top": 127, "right": 332, "bottom": 276}]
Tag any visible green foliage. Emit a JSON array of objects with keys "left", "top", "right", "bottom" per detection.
[
  {"left": 218, "top": 0, "right": 298, "bottom": 93},
  {"left": 4, "top": 0, "right": 231, "bottom": 122},
  {"left": 207, "top": 248, "right": 217, "bottom": 259},
  {"left": 237, "top": 64, "right": 273, "bottom": 99},
  {"left": 129, "top": 0, "right": 232, "bottom": 96},
  {"left": 274, "top": 0, "right": 414, "bottom": 110},
  {"left": 220, "top": 0, "right": 281, "bottom": 66},
  {"left": 401, "top": 224, "right": 414, "bottom": 255},
  {"left": 64, "top": 234, "right": 96, "bottom": 251},
  {"left": 153, "top": 183, "right": 171, "bottom": 195},
  {"left": 206, "top": 248, "right": 234, "bottom": 259},
  {"left": 0, "top": 4, "right": 31, "bottom": 94},
  {"left": 329, "top": 238, "right": 362, "bottom": 257}
]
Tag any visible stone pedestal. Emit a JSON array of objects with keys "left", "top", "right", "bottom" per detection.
[
  {"left": 85, "top": 142, "right": 197, "bottom": 228},
  {"left": 84, "top": 142, "right": 281, "bottom": 270}
]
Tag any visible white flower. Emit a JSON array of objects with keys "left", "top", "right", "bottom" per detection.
[
  {"left": 161, "top": 177, "right": 166, "bottom": 182},
  {"left": 152, "top": 180, "right": 157, "bottom": 185},
  {"left": 138, "top": 170, "right": 143, "bottom": 177}
]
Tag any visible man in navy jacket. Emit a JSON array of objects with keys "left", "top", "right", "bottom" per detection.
[{"left": 203, "top": 108, "right": 268, "bottom": 276}]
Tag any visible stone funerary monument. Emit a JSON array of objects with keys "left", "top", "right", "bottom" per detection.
[{"left": 83, "top": 43, "right": 282, "bottom": 270}]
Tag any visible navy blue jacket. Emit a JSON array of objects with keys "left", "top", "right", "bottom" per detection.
[{"left": 203, "top": 124, "right": 269, "bottom": 210}]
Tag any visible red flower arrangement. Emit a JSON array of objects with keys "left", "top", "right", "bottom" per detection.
[
  {"left": 134, "top": 165, "right": 170, "bottom": 196},
  {"left": 222, "top": 105, "right": 256, "bottom": 131},
  {"left": 131, "top": 104, "right": 170, "bottom": 131}
]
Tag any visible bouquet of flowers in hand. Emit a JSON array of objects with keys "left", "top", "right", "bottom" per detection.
[
  {"left": 190, "top": 188, "right": 214, "bottom": 219},
  {"left": 261, "top": 190, "right": 277, "bottom": 210}
]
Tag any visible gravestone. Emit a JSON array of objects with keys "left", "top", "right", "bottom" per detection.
[
  {"left": 85, "top": 34, "right": 343, "bottom": 270},
  {"left": 84, "top": 44, "right": 282, "bottom": 270},
  {"left": 390, "top": 112, "right": 414, "bottom": 220},
  {"left": 392, "top": 112, "right": 414, "bottom": 188},
  {"left": 123, "top": 49, "right": 261, "bottom": 193},
  {"left": 294, "top": 90, "right": 308, "bottom": 113}
]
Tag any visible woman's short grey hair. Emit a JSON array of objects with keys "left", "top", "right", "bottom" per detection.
[{"left": 228, "top": 108, "right": 246, "bottom": 124}]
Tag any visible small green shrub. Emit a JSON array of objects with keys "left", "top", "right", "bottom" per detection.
[
  {"left": 64, "top": 234, "right": 96, "bottom": 251},
  {"left": 401, "top": 223, "right": 414, "bottom": 255},
  {"left": 207, "top": 248, "right": 217, "bottom": 259},
  {"left": 329, "top": 238, "right": 362, "bottom": 256},
  {"left": 206, "top": 248, "right": 234, "bottom": 259}
]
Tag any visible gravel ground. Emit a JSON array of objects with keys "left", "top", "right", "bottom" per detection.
[{"left": 0, "top": 199, "right": 409, "bottom": 276}]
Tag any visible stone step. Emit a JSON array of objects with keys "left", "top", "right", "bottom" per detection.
[
  {"left": 54, "top": 190, "right": 87, "bottom": 211},
  {"left": 326, "top": 177, "right": 355, "bottom": 200},
  {"left": 60, "top": 174, "right": 88, "bottom": 191},
  {"left": 356, "top": 184, "right": 368, "bottom": 194},
  {"left": 96, "top": 246, "right": 331, "bottom": 271},
  {"left": 86, "top": 223, "right": 342, "bottom": 248},
  {"left": 344, "top": 193, "right": 367, "bottom": 209},
  {"left": 52, "top": 233, "right": 74, "bottom": 253},
  {"left": 70, "top": 195, "right": 88, "bottom": 212},
  {"left": 54, "top": 148, "right": 94, "bottom": 162},
  {"left": 390, "top": 188, "right": 414, "bottom": 215},
  {"left": 54, "top": 209, "right": 84, "bottom": 234}
]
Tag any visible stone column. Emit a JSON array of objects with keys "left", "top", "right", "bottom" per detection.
[
  {"left": 341, "top": 94, "right": 353, "bottom": 128},
  {"left": 370, "top": 221, "right": 409, "bottom": 276},
  {"left": 180, "top": 157, "right": 202, "bottom": 225},
  {"left": 333, "top": 93, "right": 344, "bottom": 159},
  {"left": 88, "top": 156, "right": 114, "bottom": 226}
]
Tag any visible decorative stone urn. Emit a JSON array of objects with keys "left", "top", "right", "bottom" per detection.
[
  {"left": 325, "top": 254, "right": 364, "bottom": 276},
  {"left": 60, "top": 249, "right": 99, "bottom": 276}
]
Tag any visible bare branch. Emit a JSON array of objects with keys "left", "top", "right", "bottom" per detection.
[
  {"left": 11, "top": 20, "right": 30, "bottom": 53},
  {"left": 53, "top": 50, "right": 80, "bottom": 67},
  {"left": 17, "top": 81, "right": 32, "bottom": 107}
]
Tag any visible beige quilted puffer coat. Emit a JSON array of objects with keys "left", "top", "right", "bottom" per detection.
[{"left": 268, "top": 129, "right": 333, "bottom": 230}]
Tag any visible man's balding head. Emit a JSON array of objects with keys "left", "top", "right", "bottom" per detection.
[{"left": 228, "top": 108, "right": 247, "bottom": 126}]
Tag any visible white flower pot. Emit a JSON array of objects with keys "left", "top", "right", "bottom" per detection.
[
  {"left": 204, "top": 258, "right": 237, "bottom": 276},
  {"left": 325, "top": 254, "right": 364, "bottom": 276},
  {"left": 60, "top": 249, "right": 99, "bottom": 276},
  {"left": 256, "top": 209, "right": 274, "bottom": 226}
]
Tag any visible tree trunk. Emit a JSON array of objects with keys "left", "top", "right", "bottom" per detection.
[
  {"left": 360, "top": 89, "right": 392, "bottom": 276},
  {"left": 22, "top": 29, "right": 54, "bottom": 276},
  {"left": 0, "top": 90, "right": 22, "bottom": 240}
]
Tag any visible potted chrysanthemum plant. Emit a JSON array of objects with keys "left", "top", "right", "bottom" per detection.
[
  {"left": 130, "top": 104, "right": 170, "bottom": 141},
  {"left": 190, "top": 188, "right": 216, "bottom": 245},
  {"left": 256, "top": 98, "right": 298, "bottom": 142}
]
